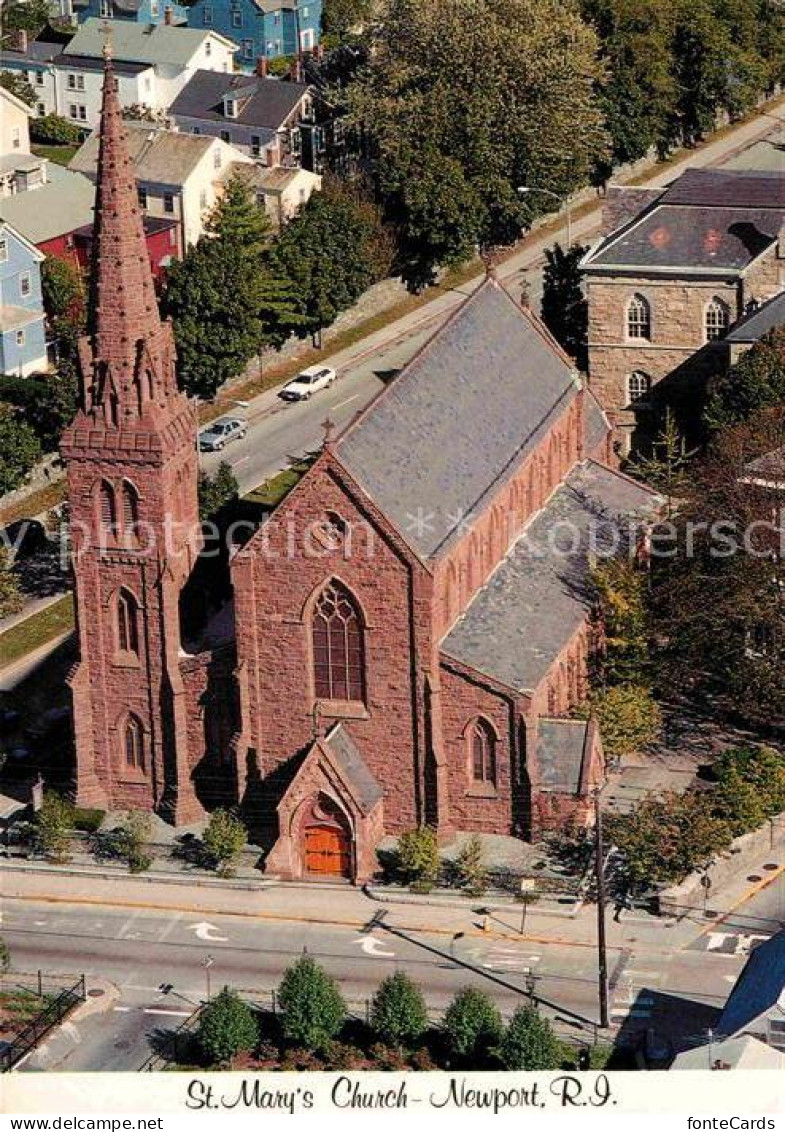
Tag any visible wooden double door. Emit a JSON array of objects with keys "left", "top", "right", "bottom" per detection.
[{"left": 304, "top": 824, "right": 352, "bottom": 878}]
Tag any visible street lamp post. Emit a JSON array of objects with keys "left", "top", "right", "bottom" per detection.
[
  {"left": 517, "top": 185, "right": 573, "bottom": 247},
  {"left": 202, "top": 955, "right": 214, "bottom": 1003},
  {"left": 593, "top": 788, "right": 610, "bottom": 1029}
]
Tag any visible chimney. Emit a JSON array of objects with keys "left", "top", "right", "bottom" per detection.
[
  {"left": 290, "top": 56, "right": 303, "bottom": 83},
  {"left": 10, "top": 28, "right": 28, "bottom": 53},
  {"left": 255, "top": 56, "right": 268, "bottom": 78},
  {"left": 163, "top": 5, "right": 174, "bottom": 24}
]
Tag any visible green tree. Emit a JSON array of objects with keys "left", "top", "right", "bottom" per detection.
[
  {"left": 42, "top": 257, "right": 85, "bottom": 329},
  {"left": 35, "top": 792, "right": 75, "bottom": 863},
  {"left": 0, "top": 547, "right": 23, "bottom": 619},
  {"left": 0, "top": 405, "right": 42, "bottom": 495},
  {"left": 29, "top": 115, "right": 84, "bottom": 146},
  {"left": 0, "top": 70, "right": 36, "bottom": 107},
  {"left": 625, "top": 408, "right": 695, "bottom": 514},
  {"left": 278, "top": 955, "right": 346, "bottom": 1051},
  {"left": 540, "top": 243, "right": 589, "bottom": 368},
  {"left": 590, "top": 558, "right": 652, "bottom": 686},
  {"left": 442, "top": 987, "right": 503, "bottom": 1065},
  {"left": 586, "top": 684, "right": 661, "bottom": 760},
  {"left": 370, "top": 972, "right": 429, "bottom": 1049},
  {"left": 704, "top": 327, "right": 785, "bottom": 433},
  {"left": 201, "top": 809, "right": 247, "bottom": 875},
  {"left": 197, "top": 987, "right": 258, "bottom": 1065},
  {"left": 454, "top": 834, "right": 489, "bottom": 897},
  {"left": 1, "top": 0, "right": 49, "bottom": 35},
  {"left": 499, "top": 1005, "right": 561, "bottom": 1070},
  {"left": 322, "top": 0, "right": 372, "bottom": 43},
  {"left": 116, "top": 811, "right": 153, "bottom": 873},
  {"left": 712, "top": 745, "right": 785, "bottom": 834},
  {"left": 198, "top": 462, "right": 239, "bottom": 520},
  {"left": 0, "top": 936, "right": 10, "bottom": 974},
  {"left": 397, "top": 826, "right": 440, "bottom": 890},
  {"left": 0, "top": 373, "right": 79, "bottom": 452},
  {"left": 345, "top": 0, "right": 608, "bottom": 286}
]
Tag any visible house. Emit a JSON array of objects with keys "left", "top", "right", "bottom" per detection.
[
  {"left": 186, "top": 0, "right": 322, "bottom": 67},
  {"left": 70, "top": 121, "right": 254, "bottom": 248},
  {"left": 43, "top": 19, "right": 238, "bottom": 129},
  {"left": 168, "top": 68, "right": 319, "bottom": 166},
  {"left": 0, "top": 28, "right": 65, "bottom": 122},
  {"left": 716, "top": 931, "right": 785, "bottom": 1051},
  {"left": 73, "top": 0, "right": 188, "bottom": 27},
  {"left": 581, "top": 169, "right": 785, "bottom": 452},
  {"left": 0, "top": 221, "right": 48, "bottom": 377},
  {"left": 229, "top": 161, "right": 321, "bottom": 226},
  {"left": 671, "top": 1034, "right": 785, "bottom": 1071},
  {"left": 62, "top": 56, "right": 661, "bottom": 882},
  {"left": 0, "top": 87, "right": 49, "bottom": 198}
]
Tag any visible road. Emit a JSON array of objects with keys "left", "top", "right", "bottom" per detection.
[{"left": 1, "top": 893, "right": 751, "bottom": 1071}]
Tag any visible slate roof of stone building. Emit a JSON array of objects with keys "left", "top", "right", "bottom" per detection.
[
  {"left": 717, "top": 930, "right": 785, "bottom": 1037},
  {"left": 659, "top": 168, "right": 785, "bottom": 209},
  {"left": 441, "top": 460, "right": 656, "bottom": 694},
  {"left": 169, "top": 70, "right": 309, "bottom": 133},
  {"left": 726, "top": 291, "right": 785, "bottom": 344},
  {"left": 336, "top": 278, "right": 581, "bottom": 559},
  {"left": 535, "top": 719, "right": 593, "bottom": 794},
  {"left": 324, "top": 724, "right": 383, "bottom": 814},
  {"left": 66, "top": 18, "right": 236, "bottom": 66},
  {"left": 70, "top": 123, "right": 215, "bottom": 185}
]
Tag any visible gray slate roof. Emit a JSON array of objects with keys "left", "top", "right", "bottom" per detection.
[
  {"left": 659, "top": 168, "right": 785, "bottom": 210},
  {"left": 535, "top": 719, "right": 591, "bottom": 794},
  {"left": 325, "top": 724, "right": 383, "bottom": 814},
  {"left": 66, "top": 18, "right": 235, "bottom": 66},
  {"left": 718, "top": 930, "right": 785, "bottom": 1037},
  {"left": 169, "top": 69, "right": 309, "bottom": 133},
  {"left": 441, "top": 460, "right": 656, "bottom": 693},
  {"left": 0, "top": 164, "right": 95, "bottom": 244},
  {"left": 70, "top": 123, "right": 216, "bottom": 185},
  {"left": 337, "top": 278, "right": 581, "bottom": 559},
  {"left": 726, "top": 291, "right": 785, "bottom": 344}
]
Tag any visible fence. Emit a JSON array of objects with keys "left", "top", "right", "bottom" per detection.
[{"left": 0, "top": 973, "right": 85, "bottom": 1072}]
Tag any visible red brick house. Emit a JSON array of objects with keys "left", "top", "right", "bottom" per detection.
[{"left": 63, "top": 57, "right": 657, "bottom": 883}]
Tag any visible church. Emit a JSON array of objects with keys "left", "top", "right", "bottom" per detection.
[{"left": 61, "top": 54, "right": 656, "bottom": 883}]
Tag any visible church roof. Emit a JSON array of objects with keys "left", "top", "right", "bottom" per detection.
[
  {"left": 535, "top": 719, "right": 594, "bottom": 794},
  {"left": 725, "top": 291, "right": 785, "bottom": 344},
  {"left": 336, "top": 278, "right": 581, "bottom": 559},
  {"left": 441, "top": 460, "right": 656, "bottom": 694},
  {"left": 717, "top": 930, "right": 785, "bottom": 1038},
  {"left": 323, "top": 724, "right": 383, "bottom": 815}
]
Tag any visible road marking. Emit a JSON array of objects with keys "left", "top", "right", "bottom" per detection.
[
  {"left": 113, "top": 1006, "right": 132, "bottom": 1013},
  {"left": 156, "top": 911, "right": 183, "bottom": 944},
  {"left": 234, "top": 456, "right": 250, "bottom": 467},
  {"left": 332, "top": 394, "right": 360, "bottom": 410},
  {"left": 188, "top": 921, "right": 229, "bottom": 943},
  {"left": 353, "top": 935, "right": 395, "bottom": 958},
  {"left": 117, "top": 909, "right": 143, "bottom": 941},
  {"left": 143, "top": 1008, "right": 191, "bottom": 1018}
]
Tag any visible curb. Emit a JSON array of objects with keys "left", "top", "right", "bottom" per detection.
[
  {"left": 0, "top": 858, "right": 273, "bottom": 891},
  {"left": 365, "top": 884, "right": 582, "bottom": 919}
]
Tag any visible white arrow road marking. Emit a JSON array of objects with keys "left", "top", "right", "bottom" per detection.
[
  {"left": 188, "top": 921, "right": 229, "bottom": 942},
  {"left": 706, "top": 932, "right": 733, "bottom": 952},
  {"left": 353, "top": 935, "right": 395, "bottom": 958}
]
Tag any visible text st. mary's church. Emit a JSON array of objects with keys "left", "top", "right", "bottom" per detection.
[{"left": 62, "top": 54, "right": 656, "bottom": 882}]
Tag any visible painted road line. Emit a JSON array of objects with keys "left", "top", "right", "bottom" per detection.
[{"left": 143, "top": 1008, "right": 192, "bottom": 1018}]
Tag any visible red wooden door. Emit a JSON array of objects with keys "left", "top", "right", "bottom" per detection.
[{"left": 304, "top": 825, "right": 351, "bottom": 877}]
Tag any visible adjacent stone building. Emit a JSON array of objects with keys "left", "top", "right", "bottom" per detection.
[
  {"left": 64, "top": 56, "right": 658, "bottom": 882},
  {"left": 581, "top": 169, "right": 785, "bottom": 453}
]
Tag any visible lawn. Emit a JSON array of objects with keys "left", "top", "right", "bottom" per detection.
[
  {"left": 242, "top": 460, "right": 314, "bottom": 509},
  {"left": 0, "top": 593, "right": 75, "bottom": 671},
  {"left": 0, "top": 988, "right": 56, "bottom": 1041},
  {"left": 31, "top": 143, "right": 79, "bottom": 167}
]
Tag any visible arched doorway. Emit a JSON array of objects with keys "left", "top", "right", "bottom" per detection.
[{"left": 301, "top": 794, "right": 352, "bottom": 878}]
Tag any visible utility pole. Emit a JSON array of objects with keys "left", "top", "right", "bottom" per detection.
[{"left": 594, "top": 789, "right": 610, "bottom": 1029}]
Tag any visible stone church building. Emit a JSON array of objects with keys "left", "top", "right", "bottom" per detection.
[{"left": 62, "top": 57, "right": 656, "bottom": 882}]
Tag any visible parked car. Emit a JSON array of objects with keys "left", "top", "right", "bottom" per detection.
[
  {"left": 198, "top": 417, "right": 247, "bottom": 452},
  {"left": 278, "top": 366, "right": 337, "bottom": 401}
]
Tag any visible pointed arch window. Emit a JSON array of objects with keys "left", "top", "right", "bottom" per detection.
[
  {"left": 121, "top": 481, "right": 140, "bottom": 541},
  {"left": 99, "top": 480, "right": 117, "bottom": 537},
  {"left": 123, "top": 714, "right": 145, "bottom": 771},
  {"left": 312, "top": 580, "right": 365, "bottom": 702},
  {"left": 117, "top": 588, "right": 140, "bottom": 656},
  {"left": 626, "top": 370, "right": 652, "bottom": 405},
  {"left": 626, "top": 294, "right": 651, "bottom": 340},
  {"left": 705, "top": 297, "right": 730, "bottom": 341},
  {"left": 469, "top": 718, "right": 497, "bottom": 785}
]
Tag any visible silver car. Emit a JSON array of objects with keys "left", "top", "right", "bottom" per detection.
[{"left": 198, "top": 417, "right": 247, "bottom": 452}]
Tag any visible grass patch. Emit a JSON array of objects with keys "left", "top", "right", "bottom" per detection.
[
  {"left": 0, "top": 480, "right": 66, "bottom": 526},
  {"left": 0, "top": 593, "right": 75, "bottom": 671},
  {"left": 31, "top": 143, "right": 79, "bottom": 167},
  {"left": 243, "top": 460, "right": 313, "bottom": 509}
]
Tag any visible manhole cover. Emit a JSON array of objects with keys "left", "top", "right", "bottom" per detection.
[
  {"left": 87, "top": 988, "right": 104, "bottom": 998},
  {"left": 762, "top": 863, "right": 779, "bottom": 871},
  {"left": 747, "top": 875, "right": 762, "bottom": 883},
  {"left": 704, "top": 910, "right": 718, "bottom": 919}
]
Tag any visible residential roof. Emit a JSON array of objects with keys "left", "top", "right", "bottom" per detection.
[
  {"left": 0, "top": 154, "right": 45, "bottom": 178},
  {"left": 0, "top": 85, "right": 34, "bottom": 117},
  {"left": 323, "top": 724, "right": 383, "bottom": 815},
  {"left": 53, "top": 52, "right": 151, "bottom": 76},
  {"left": 336, "top": 277, "right": 582, "bottom": 559},
  {"left": 169, "top": 69, "right": 309, "bottom": 132},
  {"left": 441, "top": 460, "right": 656, "bottom": 694},
  {"left": 70, "top": 123, "right": 215, "bottom": 186},
  {"left": 725, "top": 291, "right": 785, "bottom": 344},
  {"left": 65, "top": 18, "right": 237, "bottom": 67},
  {"left": 232, "top": 161, "right": 318, "bottom": 194},
  {"left": 535, "top": 719, "right": 593, "bottom": 794},
  {"left": 671, "top": 1035, "right": 785, "bottom": 1071},
  {"left": 73, "top": 213, "right": 178, "bottom": 240},
  {"left": 0, "top": 164, "right": 94, "bottom": 244},
  {"left": 717, "top": 931, "right": 785, "bottom": 1037},
  {"left": 0, "top": 305, "right": 44, "bottom": 332},
  {"left": 0, "top": 36, "right": 62, "bottom": 66}
]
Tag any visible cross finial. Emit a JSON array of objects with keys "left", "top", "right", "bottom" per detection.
[
  {"left": 101, "top": 20, "right": 114, "bottom": 61},
  {"left": 321, "top": 415, "right": 335, "bottom": 449}
]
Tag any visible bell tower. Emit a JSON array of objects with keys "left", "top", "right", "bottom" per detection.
[{"left": 61, "top": 39, "right": 203, "bottom": 823}]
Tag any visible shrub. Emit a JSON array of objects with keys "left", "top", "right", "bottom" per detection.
[
  {"left": 454, "top": 834, "right": 488, "bottom": 896},
  {"left": 0, "top": 937, "right": 10, "bottom": 974},
  {"left": 202, "top": 809, "right": 247, "bottom": 876},
  {"left": 588, "top": 683, "right": 661, "bottom": 760},
  {"left": 72, "top": 807, "right": 105, "bottom": 834},
  {"left": 442, "top": 987, "right": 503, "bottom": 1065},
  {"left": 29, "top": 114, "right": 83, "bottom": 146},
  {"left": 277, "top": 956, "right": 346, "bottom": 1051},
  {"left": 397, "top": 826, "right": 440, "bottom": 889},
  {"left": 198, "top": 462, "right": 239, "bottom": 520},
  {"left": 499, "top": 1005, "right": 561, "bottom": 1071},
  {"left": 35, "top": 793, "right": 75, "bottom": 862},
  {"left": 370, "top": 972, "right": 428, "bottom": 1049},
  {"left": 197, "top": 987, "right": 258, "bottom": 1065}
]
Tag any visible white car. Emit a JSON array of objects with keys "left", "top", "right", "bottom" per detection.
[{"left": 279, "top": 365, "right": 337, "bottom": 401}]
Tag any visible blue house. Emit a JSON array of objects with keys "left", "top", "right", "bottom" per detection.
[
  {"left": 0, "top": 222, "right": 48, "bottom": 377},
  {"left": 187, "top": 0, "right": 322, "bottom": 67},
  {"left": 73, "top": 0, "right": 189, "bottom": 27}
]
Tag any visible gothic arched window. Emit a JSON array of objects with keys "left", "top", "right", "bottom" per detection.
[
  {"left": 121, "top": 481, "right": 140, "bottom": 541},
  {"left": 705, "top": 297, "right": 730, "bottom": 341},
  {"left": 626, "top": 370, "right": 652, "bottom": 405},
  {"left": 123, "top": 714, "right": 145, "bottom": 771},
  {"left": 312, "top": 580, "right": 365, "bottom": 702},
  {"left": 626, "top": 294, "right": 651, "bottom": 340},
  {"left": 469, "top": 718, "right": 497, "bottom": 785},
  {"left": 99, "top": 480, "right": 117, "bottom": 536},
  {"left": 117, "top": 588, "right": 140, "bottom": 656}
]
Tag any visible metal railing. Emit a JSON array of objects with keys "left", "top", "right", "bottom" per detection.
[{"left": 1, "top": 973, "right": 85, "bottom": 1072}]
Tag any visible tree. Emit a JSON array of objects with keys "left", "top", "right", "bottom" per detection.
[
  {"left": 344, "top": 0, "right": 608, "bottom": 286},
  {"left": 198, "top": 462, "right": 239, "bottom": 520},
  {"left": 590, "top": 558, "right": 652, "bottom": 686},
  {"left": 586, "top": 684, "right": 661, "bottom": 760},
  {"left": 197, "top": 987, "right": 258, "bottom": 1065},
  {"left": 370, "top": 972, "right": 428, "bottom": 1049},
  {"left": 29, "top": 115, "right": 84, "bottom": 146},
  {"left": 321, "top": 0, "right": 372, "bottom": 43},
  {"left": 712, "top": 745, "right": 785, "bottom": 835},
  {"left": 116, "top": 811, "right": 153, "bottom": 873},
  {"left": 499, "top": 1005, "right": 561, "bottom": 1070},
  {"left": 0, "top": 405, "right": 42, "bottom": 495},
  {"left": 0, "top": 547, "right": 23, "bottom": 619},
  {"left": 704, "top": 327, "right": 785, "bottom": 433},
  {"left": 442, "top": 987, "right": 503, "bottom": 1065},
  {"left": 1, "top": 0, "right": 50, "bottom": 35},
  {"left": 625, "top": 408, "right": 695, "bottom": 514},
  {"left": 0, "top": 937, "right": 10, "bottom": 975},
  {"left": 201, "top": 809, "right": 247, "bottom": 875},
  {"left": 541, "top": 243, "right": 589, "bottom": 367},
  {"left": 0, "top": 70, "right": 36, "bottom": 107},
  {"left": 277, "top": 955, "right": 346, "bottom": 1051},
  {"left": 0, "top": 373, "right": 79, "bottom": 453},
  {"left": 42, "top": 257, "right": 85, "bottom": 329},
  {"left": 396, "top": 826, "right": 440, "bottom": 890},
  {"left": 454, "top": 834, "right": 489, "bottom": 897},
  {"left": 35, "top": 792, "right": 75, "bottom": 863}
]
